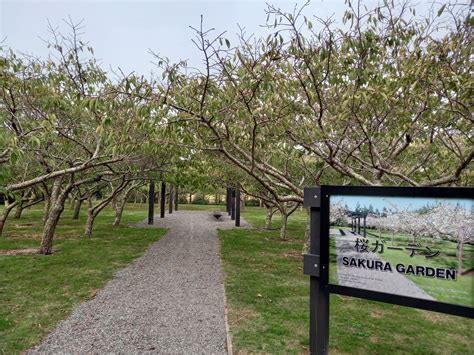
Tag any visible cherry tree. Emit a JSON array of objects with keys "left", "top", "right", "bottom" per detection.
[
  {"left": 330, "top": 201, "right": 347, "bottom": 225},
  {"left": 424, "top": 202, "right": 473, "bottom": 273}
]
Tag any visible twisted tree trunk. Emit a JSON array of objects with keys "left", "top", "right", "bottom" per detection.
[
  {"left": 85, "top": 179, "right": 129, "bottom": 236},
  {"left": 13, "top": 195, "right": 44, "bottom": 221},
  {"left": 84, "top": 209, "right": 95, "bottom": 237},
  {"left": 39, "top": 177, "right": 69, "bottom": 254},
  {"left": 280, "top": 212, "right": 288, "bottom": 240},
  {"left": 265, "top": 206, "right": 274, "bottom": 230},
  {"left": 14, "top": 201, "right": 24, "bottom": 219},
  {"left": 113, "top": 183, "right": 140, "bottom": 227},
  {"left": 113, "top": 198, "right": 126, "bottom": 227},
  {"left": 278, "top": 202, "right": 299, "bottom": 240},
  {"left": 40, "top": 202, "right": 65, "bottom": 254},
  {"left": 42, "top": 192, "right": 50, "bottom": 225},
  {"left": 0, "top": 200, "right": 20, "bottom": 237},
  {"left": 72, "top": 199, "right": 82, "bottom": 219}
]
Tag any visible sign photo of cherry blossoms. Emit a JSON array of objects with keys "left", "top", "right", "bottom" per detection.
[{"left": 329, "top": 195, "right": 473, "bottom": 308}]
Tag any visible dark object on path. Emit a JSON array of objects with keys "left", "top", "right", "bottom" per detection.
[
  {"left": 339, "top": 229, "right": 346, "bottom": 236},
  {"left": 213, "top": 211, "right": 223, "bottom": 219}
]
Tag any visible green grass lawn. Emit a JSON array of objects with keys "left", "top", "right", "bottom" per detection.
[
  {"left": 219, "top": 207, "right": 474, "bottom": 354},
  {"left": 0, "top": 203, "right": 166, "bottom": 353},
  {"left": 178, "top": 203, "right": 227, "bottom": 211}
]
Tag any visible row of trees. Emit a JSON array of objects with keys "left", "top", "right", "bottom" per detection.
[
  {"left": 363, "top": 202, "right": 472, "bottom": 273},
  {"left": 1, "top": 1, "right": 472, "bottom": 249},
  {"left": 0, "top": 21, "right": 175, "bottom": 253},
  {"left": 153, "top": 0, "right": 472, "bottom": 240}
]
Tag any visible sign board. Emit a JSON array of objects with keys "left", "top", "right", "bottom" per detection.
[
  {"left": 329, "top": 193, "right": 472, "bottom": 308},
  {"left": 304, "top": 185, "right": 474, "bottom": 355}
]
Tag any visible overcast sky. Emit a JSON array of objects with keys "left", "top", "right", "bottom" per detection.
[
  {"left": 332, "top": 196, "right": 472, "bottom": 212},
  {"left": 1, "top": 0, "right": 434, "bottom": 76}
]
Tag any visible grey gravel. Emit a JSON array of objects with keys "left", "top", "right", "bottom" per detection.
[{"left": 30, "top": 210, "right": 249, "bottom": 354}]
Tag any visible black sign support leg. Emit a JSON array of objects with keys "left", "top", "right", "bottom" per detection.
[
  {"left": 148, "top": 180, "right": 155, "bottom": 225},
  {"left": 227, "top": 188, "right": 231, "bottom": 215},
  {"left": 304, "top": 188, "right": 329, "bottom": 355},
  {"left": 310, "top": 277, "right": 329, "bottom": 354},
  {"left": 231, "top": 189, "right": 236, "bottom": 221},
  {"left": 174, "top": 187, "right": 178, "bottom": 211},
  {"left": 160, "top": 182, "right": 166, "bottom": 218},
  {"left": 235, "top": 188, "right": 240, "bottom": 227}
]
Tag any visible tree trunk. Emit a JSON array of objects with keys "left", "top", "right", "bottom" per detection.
[
  {"left": 113, "top": 199, "right": 126, "bottom": 227},
  {"left": 84, "top": 210, "right": 95, "bottom": 237},
  {"left": 457, "top": 240, "right": 464, "bottom": 274},
  {"left": 39, "top": 177, "right": 70, "bottom": 255},
  {"left": 72, "top": 199, "right": 82, "bottom": 219},
  {"left": 0, "top": 201, "right": 20, "bottom": 237},
  {"left": 43, "top": 194, "right": 50, "bottom": 225},
  {"left": 280, "top": 213, "right": 288, "bottom": 240},
  {"left": 87, "top": 180, "right": 129, "bottom": 234},
  {"left": 14, "top": 201, "right": 23, "bottom": 219},
  {"left": 84, "top": 196, "right": 94, "bottom": 237},
  {"left": 39, "top": 203, "right": 63, "bottom": 254},
  {"left": 265, "top": 206, "right": 273, "bottom": 230}
]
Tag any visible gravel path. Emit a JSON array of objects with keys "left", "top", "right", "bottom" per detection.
[
  {"left": 30, "top": 210, "right": 249, "bottom": 354},
  {"left": 331, "top": 229, "right": 434, "bottom": 300}
]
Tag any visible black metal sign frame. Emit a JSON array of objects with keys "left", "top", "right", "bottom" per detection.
[{"left": 303, "top": 185, "right": 474, "bottom": 355}]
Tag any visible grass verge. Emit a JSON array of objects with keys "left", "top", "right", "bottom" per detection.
[
  {"left": 0, "top": 203, "right": 165, "bottom": 353},
  {"left": 219, "top": 207, "right": 474, "bottom": 354}
]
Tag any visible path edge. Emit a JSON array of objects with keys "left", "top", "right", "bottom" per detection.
[
  {"left": 216, "top": 226, "right": 234, "bottom": 355},
  {"left": 223, "top": 283, "right": 233, "bottom": 355}
]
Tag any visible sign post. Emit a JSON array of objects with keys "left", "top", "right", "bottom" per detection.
[
  {"left": 148, "top": 180, "right": 155, "bottom": 225},
  {"left": 160, "top": 182, "right": 166, "bottom": 218},
  {"left": 304, "top": 185, "right": 473, "bottom": 354},
  {"left": 231, "top": 188, "right": 236, "bottom": 221},
  {"left": 169, "top": 186, "right": 173, "bottom": 214},
  {"left": 304, "top": 188, "right": 329, "bottom": 355},
  {"left": 235, "top": 188, "right": 241, "bottom": 227},
  {"left": 174, "top": 186, "right": 179, "bottom": 211}
]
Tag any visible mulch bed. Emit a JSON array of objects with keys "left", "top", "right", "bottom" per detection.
[
  {"left": 265, "top": 236, "right": 301, "bottom": 243},
  {"left": 0, "top": 248, "right": 58, "bottom": 255}
]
